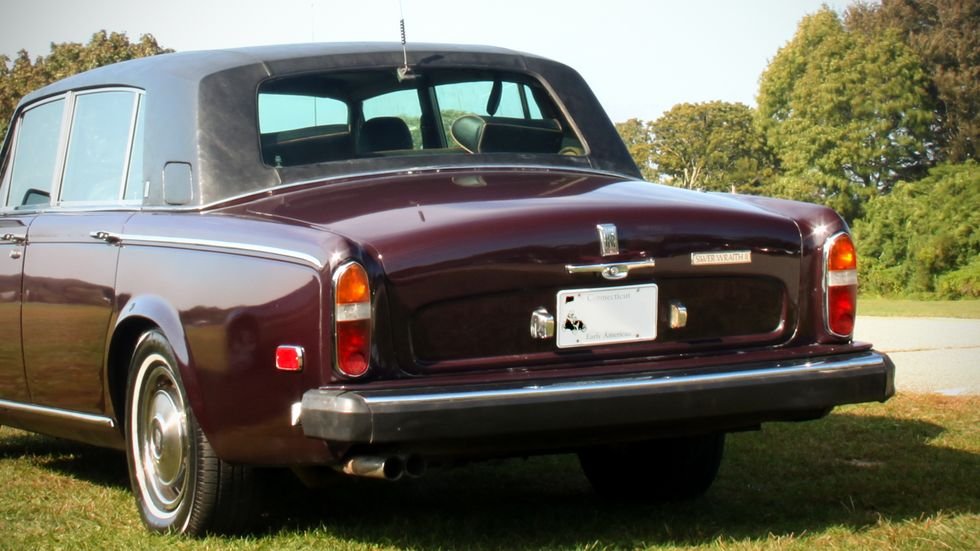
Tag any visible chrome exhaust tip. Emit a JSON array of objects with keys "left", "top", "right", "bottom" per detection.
[{"left": 336, "top": 456, "right": 405, "bottom": 481}]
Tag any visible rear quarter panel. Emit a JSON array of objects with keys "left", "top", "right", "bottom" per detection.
[
  {"left": 725, "top": 193, "right": 850, "bottom": 344},
  {"left": 112, "top": 211, "right": 350, "bottom": 464}
]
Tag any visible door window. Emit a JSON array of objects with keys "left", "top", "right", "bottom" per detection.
[
  {"left": 4, "top": 99, "right": 65, "bottom": 208},
  {"left": 60, "top": 91, "right": 139, "bottom": 203}
]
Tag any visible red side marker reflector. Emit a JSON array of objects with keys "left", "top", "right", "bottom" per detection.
[{"left": 276, "top": 345, "right": 304, "bottom": 371}]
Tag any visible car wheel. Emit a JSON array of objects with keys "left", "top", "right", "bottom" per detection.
[
  {"left": 578, "top": 433, "right": 725, "bottom": 500},
  {"left": 125, "top": 330, "right": 254, "bottom": 535}
]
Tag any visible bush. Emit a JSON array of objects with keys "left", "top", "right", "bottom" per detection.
[
  {"left": 937, "top": 257, "right": 980, "bottom": 298},
  {"left": 854, "top": 161, "right": 980, "bottom": 298}
]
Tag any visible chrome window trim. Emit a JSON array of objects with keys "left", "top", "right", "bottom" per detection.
[
  {"left": 57, "top": 88, "right": 144, "bottom": 206},
  {"left": 2, "top": 93, "right": 70, "bottom": 208},
  {"left": 89, "top": 231, "right": 324, "bottom": 269},
  {"left": 2, "top": 87, "right": 145, "bottom": 211},
  {"left": 0, "top": 398, "right": 116, "bottom": 429},
  {"left": 119, "top": 93, "right": 142, "bottom": 200}
]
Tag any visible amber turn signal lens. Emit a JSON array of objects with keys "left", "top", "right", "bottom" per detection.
[
  {"left": 828, "top": 234, "right": 857, "bottom": 271},
  {"left": 336, "top": 263, "right": 370, "bottom": 304}
]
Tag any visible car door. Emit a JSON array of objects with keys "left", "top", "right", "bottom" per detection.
[
  {"left": 0, "top": 96, "right": 66, "bottom": 404},
  {"left": 21, "top": 89, "right": 143, "bottom": 414}
]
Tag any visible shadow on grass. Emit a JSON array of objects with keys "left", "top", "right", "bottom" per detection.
[
  {"left": 259, "top": 410, "right": 979, "bottom": 548},
  {"left": 1, "top": 406, "right": 977, "bottom": 548},
  {"left": 0, "top": 431, "right": 129, "bottom": 490}
]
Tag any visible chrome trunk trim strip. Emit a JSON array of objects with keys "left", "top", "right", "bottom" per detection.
[{"left": 565, "top": 259, "right": 656, "bottom": 280}]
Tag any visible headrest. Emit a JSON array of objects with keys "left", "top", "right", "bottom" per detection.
[
  {"left": 359, "top": 117, "right": 413, "bottom": 153},
  {"left": 450, "top": 115, "right": 563, "bottom": 154}
]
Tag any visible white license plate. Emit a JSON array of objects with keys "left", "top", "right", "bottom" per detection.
[{"left": 556, "top": 284, "right": 658, "bottom": 349}]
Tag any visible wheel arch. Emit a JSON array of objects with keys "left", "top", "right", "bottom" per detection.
[{"left": 106, "top": 295, "right": 192, "bottom": 433}]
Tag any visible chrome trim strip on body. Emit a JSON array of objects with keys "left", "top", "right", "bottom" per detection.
[
  {"left": 360, "top": 352, "right": 889, "bottom": 407},
  {"left": 88, "top": 231, "right": 324, "bottom": 269},
  {"left": 0, "top": 398, "right": 116, "bottom": 429}
]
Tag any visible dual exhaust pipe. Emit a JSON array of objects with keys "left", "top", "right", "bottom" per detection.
[{"left": 335, "top": 455, "right": 426, "bottom": 481}]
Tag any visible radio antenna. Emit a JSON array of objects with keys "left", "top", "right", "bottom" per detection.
[{"left": 397, "top": 0, "right": 416, "bottom": 81}]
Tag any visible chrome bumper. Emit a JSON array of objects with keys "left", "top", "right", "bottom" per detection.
[{"left": 300, "top": 350, "right": 894, "bottom": 444}]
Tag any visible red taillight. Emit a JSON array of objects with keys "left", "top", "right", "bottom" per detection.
[
  {"left": 825, "top": 233, "right": 857, "bottom": 337},
  {"left": 334, "top": 262, "right": 371, "bottom": 378}
]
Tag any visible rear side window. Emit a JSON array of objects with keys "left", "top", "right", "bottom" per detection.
[
  {"left": 5, "top": 99, "right": 65, "bottom": 207},
  {"left": 258, "top": 94, "right": 351, "bottom": 167},
  {"left": 258, "top": 94, "right": 348, "bottom": 133},
  {"left": 60, "top": 91, "right": 139, "bottom": 203}
]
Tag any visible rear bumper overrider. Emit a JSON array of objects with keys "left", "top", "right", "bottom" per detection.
[{"left": 300, "top": 350, "right": 895, "bottom": 444}]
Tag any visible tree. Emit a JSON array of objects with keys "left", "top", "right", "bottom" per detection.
[
  {"left": 846, "top": 0, "right": 980, "bottom": 162},
  {"left": 0, "top": 31, "right": 170, "bottom": 137},
  {"left": 647, "top": 101, "right": 774, "bottom": 192},
  {"left": 853, "top": 161, "right": 980, "bottom": 298},
  {"left": 757, "top": 8, "right": 935, "bottom": 220},
  {"left": 614, "top": 118, "right": 656, "bottom": 181}
]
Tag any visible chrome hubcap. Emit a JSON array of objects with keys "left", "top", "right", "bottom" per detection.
[{"left": 132, "top": 354, "right": 189, "bottom": 518}]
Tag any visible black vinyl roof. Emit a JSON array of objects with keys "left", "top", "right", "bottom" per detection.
[
  {"left": 23, "top": 43, "right": 532, "bottom": 103},
  {"left": 14, "top": 43, "right": 641, "bottom": 207}
]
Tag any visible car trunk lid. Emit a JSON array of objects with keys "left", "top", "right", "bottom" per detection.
[{"left": 245, "top": 168, "right": 802, "bottom": 374}]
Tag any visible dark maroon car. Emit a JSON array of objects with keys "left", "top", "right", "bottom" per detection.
[{"left": 0, "top": 43, "right": 893, "bottom": 535}]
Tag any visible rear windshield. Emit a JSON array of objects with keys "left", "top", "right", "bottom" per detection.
[{"left": 257, "top": 69, "right": 585, "bottom": 168}]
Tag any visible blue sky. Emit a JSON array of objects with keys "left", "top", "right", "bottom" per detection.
[{"left": 1, "top": 0, "right": 853, "bottom": 122}]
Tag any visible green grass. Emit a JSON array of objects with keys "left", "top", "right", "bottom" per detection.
[
  {"left": 859, "top": 297, "right": 980, "bottom": 319},
  {"left": 1, "top": 393, "right": 978, "bottom": 550}
]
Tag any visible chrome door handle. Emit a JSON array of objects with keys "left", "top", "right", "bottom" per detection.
[
  {"left": 1, "top": 233, "right": 26, "bottom": 245},
  {"left": 89, "top": 231, "right": 122, "bottom": 245},
  {"left": 565, "top": 259, "right": 656, "bottom": 281}
]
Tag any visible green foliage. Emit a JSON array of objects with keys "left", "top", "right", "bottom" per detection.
[
  {"left": 0, "top": 31, "right": 170, "bottom": 137},
  {"left": 936, "top": 255, "right": 980, "bottom": 299},
  {"left": 757, "top": 8, "right": 936, "bottom": 220},
  {"left": 646, "top": 101, "right": 774, "bottom": 192},
  {"left": 854, "top": 161, "right": 980, "bottom": 298},
  {"left": 846, "top": 0, "right": 980, "bottom": 162},
  {"left": 614, "top": 118, "right": 656, "bottom": 181}
]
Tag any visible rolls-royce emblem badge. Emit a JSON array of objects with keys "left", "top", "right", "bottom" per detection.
[{"left": 597, "top": 224, "right": 619, "bottom": 257}]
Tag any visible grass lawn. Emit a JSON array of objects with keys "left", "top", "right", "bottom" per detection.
[
  {"left": 0, "top": 393, "right": 977, "bottom": 550},
  {"left": 859, "top": 297, "right": 980, "bottom": 319}
]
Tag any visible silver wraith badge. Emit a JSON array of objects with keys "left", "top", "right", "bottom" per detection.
[
  {"left": 596, "top": 224, "right": 619, "bottom": 257},
  {"left": 690, "top": 251, "right": 752, "bottom": 266}
]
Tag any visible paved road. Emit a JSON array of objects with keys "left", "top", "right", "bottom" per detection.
[{"left": 854, "top": 316, "right": 980, "bottom": 395}]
